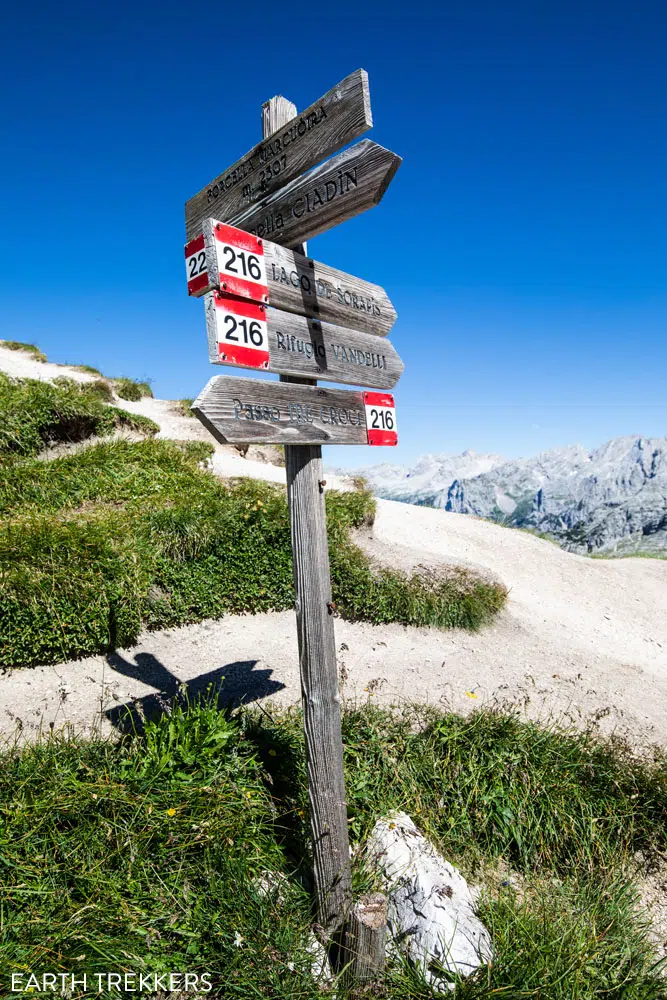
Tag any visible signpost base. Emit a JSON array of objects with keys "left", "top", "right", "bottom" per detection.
[{"left": 341, "top": 893, "right": 387, "bottom": 984}]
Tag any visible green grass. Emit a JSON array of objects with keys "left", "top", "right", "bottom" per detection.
[
  {"left": 71, "top": 363, "right": 104, "bottom": 376},
  {"left": 590, "top": 550, "right": 667, "bottom": 560},
  {"left": 1, "top": 339, "right": 47, "bottom": 362},
  {"left": 177, "top": 397, "right": 195, "bottom": 416},
  {"left": 86, "top": 378, "right": 116, "bottom": 402},
  {"left": 0, "top": 439, "right": 505, "bottom": 668},
  {"left": 0, "top": 701, "right": 664, "bottom": 997},
  {"left": 0, "top": 373, "right": 158, "bottom": 462},
  {"left": 112, "top": 377, "right": 154, "bottom": 401},
  {"left": 327, "top": 490, "right": 506, "bottom": 630}
]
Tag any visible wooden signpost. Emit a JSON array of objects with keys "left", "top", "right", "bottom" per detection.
[
  {"left": 185, "top": 219, "right": 397, "bottom": 337},
  {"left": 185, "top": 70, "right": 372, "bottom": 240},
  {"left": 203, "top": 295, "right": 404, "bottom": 388},
  {"left": 228, "top": 139, "right": 401, "bottom": 249},
  {"left": 185, "top": 71, "right": 400, "bottom": 982},
  {"left": 192, "top": 375, "right": 397, "bottom": 446}
]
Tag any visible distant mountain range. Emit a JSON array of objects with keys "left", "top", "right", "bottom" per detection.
[{"left": 341, "top": 437, "right": 667, "bottom": 555}]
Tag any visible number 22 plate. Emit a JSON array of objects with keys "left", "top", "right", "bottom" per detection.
[
  {"left": 364, "top": 392, "right": 398, "bottom": 446},
  {"left": 211, "top": 293, "right": 270, "bottom": 370}
]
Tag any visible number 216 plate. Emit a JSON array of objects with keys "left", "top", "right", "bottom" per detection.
[
  {"left": 364, "top": 392, "right": 398, "bottom": 446},
  {"left": 208, "top": 293, "right": 270, "bottom": 370}
]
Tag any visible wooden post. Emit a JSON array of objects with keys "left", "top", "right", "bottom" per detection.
[
  {"left": 342, "top": 893, "right": 387, "bottom": 984},
  {"left": 262, "top": 98, "right": 353, "bottom": 939}
]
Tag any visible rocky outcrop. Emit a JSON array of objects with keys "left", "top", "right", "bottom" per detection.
[
  {"left": 349, "top": 437, "right": 667, "bottom": 554},
  {"left": 366, "top": 811, "right": 492, "bottom": 991}
]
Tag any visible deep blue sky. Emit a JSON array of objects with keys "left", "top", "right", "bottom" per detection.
[{"left": 1, "top": 0, "right": 666, "bottom": 468}]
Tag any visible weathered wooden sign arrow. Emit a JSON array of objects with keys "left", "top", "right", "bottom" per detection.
[
  {"left": 224, "top": 139, "right": 401, "bottom": 249},
  {"left": 185, "top": 220, "right": 397, "bottom": 337},
  {"left": 192, "top": 376, "right": 397, "bottom": 447},
  {"left": 185, "top": 70, "right": 372, "bottom": 240},
  {"left": 203, "top": 292, "right": 403, "bottom": 389}
]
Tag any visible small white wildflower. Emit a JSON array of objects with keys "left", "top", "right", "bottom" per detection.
[
  {"left": 287, "top": 961, "right": 295, "bottom": 971},
  {"left": 233, "top": 931, "right": 244, "bottom": 947}
]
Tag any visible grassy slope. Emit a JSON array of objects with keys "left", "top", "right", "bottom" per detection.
[
  {"left": 0, "top": 701, "right": 664, "bottom": 997},
  {"left": 0, "top": 438, "right": 505, "bottom": 668},
  {"left": 112, "top": 377, "right": 153, "bottom": 401},
  {"left": 1, "top": 340, "right": 48, "bottom": 362},
  {"left": 0, "top": 373, "right": 158, "bottom": 460}
]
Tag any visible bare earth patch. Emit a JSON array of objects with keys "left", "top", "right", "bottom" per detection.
[{"left": 637, "top": 863, "right": 667, "bottom": 964}]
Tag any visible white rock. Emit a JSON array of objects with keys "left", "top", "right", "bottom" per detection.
[
  {"left": 251, "top": 869, "right": 289, "bottom": 900},
  {"left": 366, "top": 811, "right": 492, "bottom": 991},
  {"left": 305, "top": 933, "right": 334, "bottom": 984}
]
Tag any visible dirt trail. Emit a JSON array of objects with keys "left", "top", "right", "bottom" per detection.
[{"left": 2, "top": 344, "right": 666, "bottom": 749}]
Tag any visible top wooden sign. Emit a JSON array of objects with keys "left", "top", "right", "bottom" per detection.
[{"left": 185, "top": 70, "right": 372, "bottom": 240}]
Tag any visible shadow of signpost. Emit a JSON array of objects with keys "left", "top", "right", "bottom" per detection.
[{"left": 104, "top": 650, "right": 285, "bottom": 734}]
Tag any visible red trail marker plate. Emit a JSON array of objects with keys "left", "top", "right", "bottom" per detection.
[
  {"left": 364, "top": 391, "right": 397, "bottom": 446},
  {"left": 208, "top": 294, "right": 270, "bottom": 370},
  {"left": 185, "top": 223, "right": 269, "bottom": 302}
]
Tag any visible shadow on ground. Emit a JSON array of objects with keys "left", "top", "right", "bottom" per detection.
[
  {"left": 104, "top": 651, "right": 285, "bottom": 733},
  {"left": 105, "top": 650, "right": 312, "bottom": 889}
]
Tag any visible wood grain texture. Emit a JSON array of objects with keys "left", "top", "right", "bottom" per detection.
[
  {"left": 185, "top": 70, "right": 372, "bottom": 239},
  {"left": 285, "top": 443, "right": 353, "bottom": 935},
  {"left": 262, "top": 95, "right": 298, "bottom": 138},
  {"left": 191, "top": 374, "right": 369, "bottom": 445},
  {"left": 267, "top": 96, "right": 352, "bottom": 940},
  {"left": 264, "top": 241, "right": 396, "bottom": 336},
  {"left": 342, "top": 893, "right": 387, "bottom": 984},
  {"left": 205, "top": 296, "right": 404, "bottom": 388},
  {"left": 188, "top": 222, "right": 396, "bottom": 337},
  {"left": 227, "top": 139, "right": 401, "bottom": 249}
]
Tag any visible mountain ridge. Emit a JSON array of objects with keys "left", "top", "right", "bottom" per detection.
[{"left": 339, "top": 435, "right": 667, "bottom": 554}]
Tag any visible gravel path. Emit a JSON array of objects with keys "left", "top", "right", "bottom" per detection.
[
  {"left": 2, "top": 344, "right": 666, "bottom": 749},
  {"left": 2, "top": 501, "right": 665, "bottom": 749}
]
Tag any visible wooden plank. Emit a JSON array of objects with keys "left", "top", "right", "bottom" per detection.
[
  {"left": 191, "top": 375, "right": 398, "bottom": 447},
  {"left": 204, "top": 294, "right": 404, "bottom": 389},
  {"left": 186, "top": 219, "right": 397, "bottom": 337},
  {"left": 265, "top": 242, "right": 395, "bottom": 336},
  {"left": 265, "top": 96, "right": 352, "bottom": 945},
  {"left": 285, "top": 443, "right": 353, "bottom": 938},
  {"left": 342, "top": 894, "right": 387, "bottom": 984},
  {"left": 227, "top": 139, "right": 401, "bottom": 249},
  {"left": 185, "top": 70, "right": 372, "bottom": 239}
]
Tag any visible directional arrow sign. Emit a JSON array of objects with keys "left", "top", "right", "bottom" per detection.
[
  {"left": 185, "top": 220, "right": 397, "bottom": 337},
  {"left": 192, "top": 375, "right": 397, "bottom": 447},
  {"left": 185, "top": 70, "right": 372, "bottom": 240},
  {"left": 203, "top": 292, "right": 403, "bottom": 389},
  {"left": 225, "top": 140, "right": 401, "bottom": 249}
]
